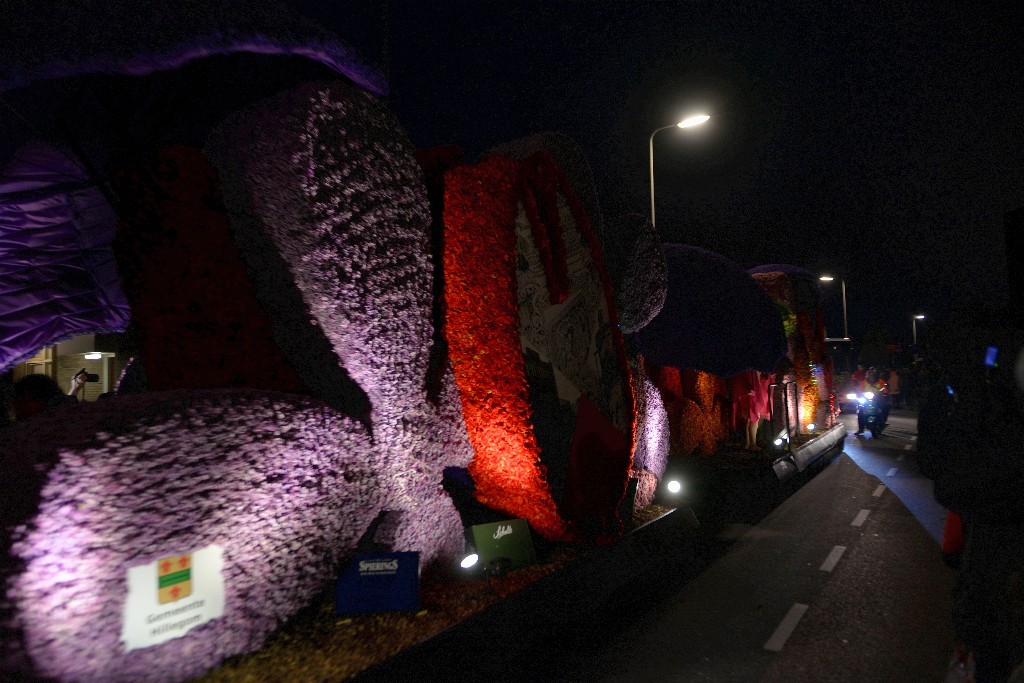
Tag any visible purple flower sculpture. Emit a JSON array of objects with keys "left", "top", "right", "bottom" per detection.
[
  {"left": 1, "top": 9, "right": 473, "bottom": 679},
  {"left": 206, "top": 80, "right": 473, "bottom": 568},
  {"left": 630, "top": 361, "right": 670, "bottom": 502},
  {"left": 1, "top": 390, "right": 382, "bottom": 682}
]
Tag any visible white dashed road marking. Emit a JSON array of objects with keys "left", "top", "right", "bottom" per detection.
[
  {"left": 873, "top": 484, "right": 886, "bottom": 497},
  {"left": 820, "top": 545, "right": 847, "bottom": 572},
  {"left": 852, "top": 509, "right": 870, "bottom": 527},
  {"left": 887, "top": 467, "right": 898, "bottom": 477},
  {"left": 764, "top": 603, "right": 809, "bottom": 652}
]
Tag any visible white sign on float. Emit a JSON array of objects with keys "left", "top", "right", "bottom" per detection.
[{"left": 121, "top": 545, "right": 226, "bottom": 651}]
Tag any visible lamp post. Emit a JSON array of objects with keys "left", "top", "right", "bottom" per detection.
[
  {"left": 913, "top": 314, "right": 925, "bottom": 345},
  {"left": 648, "top": 114, "right": 710, "bottom": 228},
  {"left": 819, "top": 275, "right": 848, "bottom": 339}
]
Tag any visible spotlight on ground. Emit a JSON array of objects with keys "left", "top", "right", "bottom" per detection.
[
  {"left": 807, "top": 423, "right": 816, "bottom": 432},
  {"left": 460, "top": 553, "right": 478, "bottom": 570},
  {"left": 667, "top": 479, "right": 683, "bottom": 494}
]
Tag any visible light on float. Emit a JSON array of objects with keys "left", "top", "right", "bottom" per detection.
[
  {"left": 666, "top": 479, "right": 683, "bottom": 494},
  {"left": 460, "top": 553, "right": 479, "bottom": 569},
  {"left": 807, "top": 423, "right": 816, "bottom": 432},
  {"left": 774, "top": 437, "right": 785, "bottom": 446}
]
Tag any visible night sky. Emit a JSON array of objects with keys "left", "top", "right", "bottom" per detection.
[{"left": 284, "top": 0, "right": 1024, "bottom": 344}]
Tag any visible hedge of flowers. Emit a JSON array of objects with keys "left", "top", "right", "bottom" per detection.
[
  {"left": 488, "top": 132, "right": 606, "bottom": 255},
  {"left": 0, "top": 0, "right": 390, "bottom": 375},
  {"left": 439, "top": 148, "right": 635, "bottom": 540},
  {"left": 0, "top": 390, "right": 382, "bottom": 683},
  {"left": 647, "top": 365, "right": 728, "bottom": 457}
]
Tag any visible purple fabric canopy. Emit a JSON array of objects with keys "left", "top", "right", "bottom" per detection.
[
  {"left": 0, "top": 141, "right": 130, "bottom": 370},
  {"left": 0, "top": 0, "right": 386, "bottom": 373},
  {"left": 632, "top": 244, "right": 787, "bottom": 375}
]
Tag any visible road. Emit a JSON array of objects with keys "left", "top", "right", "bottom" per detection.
[
  {"left": 839, "top": 408, "right": 947, "bottom": 543},
  {"left": 543, "top": 407, "right": 956, "bottom": 682}
]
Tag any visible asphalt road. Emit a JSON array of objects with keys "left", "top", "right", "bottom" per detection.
[
  {"left": 546, "top": 409, "right": 956, "bottom": 682},
  {"left": 839, "top": 408, "right": 948, "bottom": 543}
]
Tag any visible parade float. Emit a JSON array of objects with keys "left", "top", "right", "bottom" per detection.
[{"left": 1, "top": 2, "right": 841, "bottom": 681}]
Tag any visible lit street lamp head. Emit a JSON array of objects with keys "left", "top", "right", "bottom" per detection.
[
  {"left": 678, "top": 114, "right": 711, "bottom": 128},
  {"left": 818, "top": 274, "right": 848, "bottom": 339}
]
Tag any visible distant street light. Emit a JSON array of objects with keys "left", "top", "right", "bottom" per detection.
[
  {"left": 648, "top": 114, "right": 711, "bottom": 228},
  {"left": 913, "top": 314, "right": 925, "bottom": 345},
  {"left": 819, "top": 275, "right": 849, "bottom": 339}
]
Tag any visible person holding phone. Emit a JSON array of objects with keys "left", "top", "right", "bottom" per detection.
[{"left": 69, "top": 368, "right": 89, "bottom": 401}]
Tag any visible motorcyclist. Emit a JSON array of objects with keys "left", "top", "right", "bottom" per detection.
[{"left": 855, "top": 367, "right": 889, "bottom": 435}]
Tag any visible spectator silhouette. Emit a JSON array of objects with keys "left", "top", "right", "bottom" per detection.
[{"left": 12, "top": 374, "right": 72, "bottom": 421}]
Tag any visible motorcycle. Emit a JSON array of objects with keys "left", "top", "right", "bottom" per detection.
[{"left": 847, "top": 390, "right": 885, "bottom": 438}]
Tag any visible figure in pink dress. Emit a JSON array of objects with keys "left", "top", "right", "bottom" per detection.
[{"left": 732, "top": 368, "right": 772, "bottom": 451}]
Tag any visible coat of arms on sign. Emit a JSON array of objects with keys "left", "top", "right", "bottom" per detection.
[{"left": 157, "top": 554, "right": 192, "bottom": 604}]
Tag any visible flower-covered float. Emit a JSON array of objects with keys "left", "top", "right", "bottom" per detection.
[
  {"left": 0, "top": 2, "right": 843, "bottom": 681},
  {"left": 632, "top": 244, "right": 788, "bottom": 460},
  {"left": 420, "top": 133, "right": 641, "bottom": 542},
  {"left": 747, "top": 264, "right": 835, "bottom": 437},
  {"left": 0, "top": 2, "right": 473, "bottom": 681}
]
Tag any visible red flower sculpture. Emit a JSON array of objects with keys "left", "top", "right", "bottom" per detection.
[
  {"left": 442, "top": 156, "right": 570, "bottom": 539},
  {"left": 440, "top": 150, "right": 635, "bottom": 541}
]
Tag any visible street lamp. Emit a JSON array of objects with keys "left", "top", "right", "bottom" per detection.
[
  {"left": 912, "top": 314, "right": 925, "bottom": 345},
  {"left": 819, "top": 275, "right": 848, "bottom": 339},
  {"left": 648, "top": 114, "right": 711, "bottom": 228}
]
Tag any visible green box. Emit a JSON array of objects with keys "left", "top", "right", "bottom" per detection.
[{"left": 469, "top": 518, "right": 536, "bottom": 570}]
